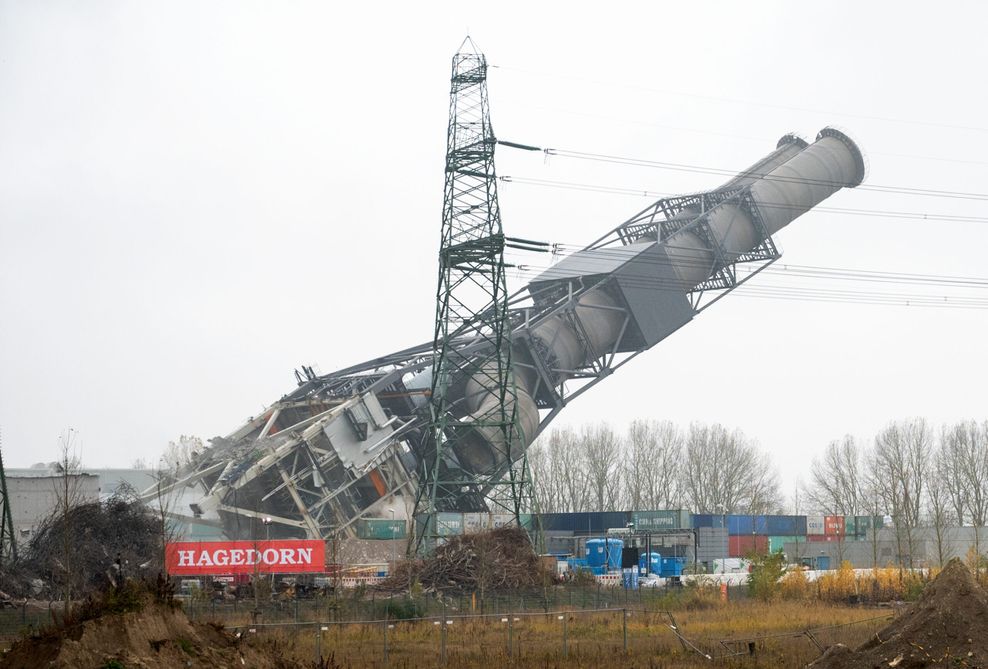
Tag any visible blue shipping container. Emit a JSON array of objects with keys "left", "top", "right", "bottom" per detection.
[
  {"left": 539, "top": 512, "right": 631, "bottom": 533},
  {"left": 727, "top": 515, "right": 768, "bottom": 535},
  {"left": 691, "top": 514, "right": 727, "bottom": 529},
  {"left": 766, "top": 515, "right": 805, "bottom": 536}
]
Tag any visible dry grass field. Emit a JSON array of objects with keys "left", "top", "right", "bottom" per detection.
[{"left": 248, "top": 600, "right": 893, "bottom": 668}]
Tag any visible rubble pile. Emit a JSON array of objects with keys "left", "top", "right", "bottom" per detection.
[
  {"left": 808, "top": 558, "right": 988, "bottom": 669},
  {"left": 380, "top": 527, "right": 547, "bottom": 594},
  {"left": 0, "top": 491, "right": 162, "bottom": 600}
]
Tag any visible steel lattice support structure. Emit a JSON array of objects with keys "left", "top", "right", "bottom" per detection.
[
  {"left": 0, "top": 433, "right": 17, "bottom": 566},
  {"left": 143, "top": 108, "right": 864, "bottom": 546},
  {"left": 412, "top": 39, "right": 535, "bottom": 551}
]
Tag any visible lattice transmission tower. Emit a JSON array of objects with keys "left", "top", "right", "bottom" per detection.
[
  {"left": 0, "top": 428, "right": 17, "bottom": 567},
  {"left": 412, "top": 38, "right": 538, "bottom": 552}
]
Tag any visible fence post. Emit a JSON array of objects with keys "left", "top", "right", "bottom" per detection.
[
  {"left": 440, "top": 598, "right": 447, "bottom": 664},
  {"left": 561, "top": 613, "right": 567, "bottom": 657},
  {"left": 507, "top": 615, "right": 512, "bottom": 658},
  {"left": 622, "top": 608, "right": 627, "bottom": 652},
  {"left": 315, "top": 625, "right": 323, "bottom": 664},
  {"left": 383, "top": 618, "right": 389, "bottom": 665}
]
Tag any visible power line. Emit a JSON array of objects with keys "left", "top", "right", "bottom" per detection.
[
  {"left": 538, "top": 148, "right": 988, "bottom": 202},
  {"left": 499, "top": 244, "right": 988, "bottom": 311},
  {"left": 500, "top": 176, "right": 988, "bottom": 224},
  {"left": 509, "top": 248, "right": 988, "bottom": 289},
  {"left": 513, "top": 104, "right": 988, "bottom": 168}
]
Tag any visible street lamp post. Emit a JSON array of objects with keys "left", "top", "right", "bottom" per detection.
[
  {"left": 262, "top": 517, "right": 273, "bottom": 586},
  {"left": 386, "top": 508, "right": 395, "bottom": 665}
]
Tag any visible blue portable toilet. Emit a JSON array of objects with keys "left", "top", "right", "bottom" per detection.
[
  {"left": 660, "top": 557, "right": 686, "bottom": 578},
  {"left": 586, "top": 538, "right": 623, "bottom": 573},
  {"left": 638, "top": 552, "right": 661, "bottom": 576}
]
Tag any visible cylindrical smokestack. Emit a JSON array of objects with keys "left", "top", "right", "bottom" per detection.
[
  {"left": 750, "top": 127, "right": 865, "bottom": 236},
  {"left": 443, "top": 127, "right": 864, "bottom": 476}
]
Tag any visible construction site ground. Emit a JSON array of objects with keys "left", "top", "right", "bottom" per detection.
[{"left": 3, "top": 559, "right": 987, "bottom": 668}]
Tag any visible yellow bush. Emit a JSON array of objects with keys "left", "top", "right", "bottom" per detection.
[{"left": 778, "top": 569, "right": 811, "bottom": 600}]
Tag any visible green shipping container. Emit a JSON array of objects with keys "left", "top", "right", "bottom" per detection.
[
  {"left": 436, "top": 512, "right": 464, "bottom": 537},
  {"left": 356, "top": 518, "right": 407, "bottom": 540},
  {"left": 852, "top": 515, "right": 885, "bottom": 536},
  {"left": 631, "top": 509, "right": 691, "bottom": 531},
  {"left": 768, "top": 536, "right": 803, "bottom": 553}
]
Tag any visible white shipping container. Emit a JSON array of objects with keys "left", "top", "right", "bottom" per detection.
[
  {"left": 491, "top": 513, "right": 515, "bottom": 528},
  {"left": 806, "top": 515, "right": 825, "bottom": 534},
  {"left": 463, "top": 513, "right": 489, "bottom": 533}
]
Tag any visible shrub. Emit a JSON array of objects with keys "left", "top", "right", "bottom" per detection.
[{"left": 747, "top": 550, "right": 786, "bottom": 601}]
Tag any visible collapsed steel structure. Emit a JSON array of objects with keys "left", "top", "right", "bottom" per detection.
[{"left": 148, "top": 127, "right": 864, "bottom": 541}]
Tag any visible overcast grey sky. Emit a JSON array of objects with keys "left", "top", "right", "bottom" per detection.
[{"left": 2, "top": 1, "right": 986, "bottom": 488}]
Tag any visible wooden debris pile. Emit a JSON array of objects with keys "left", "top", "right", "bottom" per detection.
[
  {"left": 0, "top": 490, "right": 163, "bottom": 600},
  {"left": 379, "top": 526, "right": 546, "bottom": 594}
]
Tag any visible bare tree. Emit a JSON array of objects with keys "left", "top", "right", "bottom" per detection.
[
  {"left": 937, "top": 425, "right": 969, "bottom": 526},
  {"left": 805, "top": 435, "right": 863, "bottom": 515},
  {"left": 622, "top": 419, "right": 682, "bottom": 510},
  {"left": 161, "top": 435, "right": 204, "bottom": 471},
  {"left": 942, "top": 420, "right": 988, "bottom": 570},
  {"left": 927, "top": 443, "right": 955, "bottom": 566},
  {"left": 52, "top": 429, "right": 85, "bottom": 609},
  {"left": 869, "top": 418, "right": 932, "bottom": 569},
  {"left": 681, "top": 422, "right": 781, "bottom": 514},
  {"left": 580, "top": 422, "right": 622, "bottom": 511},
  {"left": 529, "top": 427, "right": 591, "bottom": 513}
]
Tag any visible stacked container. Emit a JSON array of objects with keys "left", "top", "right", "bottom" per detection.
[
  {"left": 631, "top": 509, "right": 690, "bottom": 531},
  {"left": 728, "top": 535, "right": 769, "bottom": 556},
  {"left": 356, "top": 518, "right": 408, "bottom": 540}
]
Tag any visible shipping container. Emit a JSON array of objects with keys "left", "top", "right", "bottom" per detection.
[
  {"left": 537, "top": 512, "right": 630, "bottom": 534},
  {"left": 766, "top": 515, "right": 804, "bottom": 536},
  {"left": 768, "top": 535, "right": 802, "bottom": 553},
  {"left": 843, "top": 516, "right": 856, "bottom": 536},
  {"left": 806, "top": 515, "right": 825, "bottom": 534},
  {"left": 436, "top": 512, "right": 463, "bottom": 536},
  {"left": 491, "top": 513, "right": 515, "bottom": 528},
  {"left": 355, "top": 518, "right": 407, "bottom": 540},
  {"left": 805, "top": 534, "right": 839, "bottom": 543},
  {"left": 728, "top": 534, "right": 769, "bottom": 557},
  {"left": 727, "top": 515, "right": 768, "bottom": 535},
  {"left": 631, "top": 509, "right": 690, "bottom": 531},
  {"left": 691, "top": 513, "right": 727, "bottom": 529},
  {"left": 851, "top": 515, "right": 884, "bottom": 535},
  {"left": 824, "top": 515, "right": 845, "bottom": 536},
  {"left": 463, "top": 513, "right": 489, "bottom": 533}
]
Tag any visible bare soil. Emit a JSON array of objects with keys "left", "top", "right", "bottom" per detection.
[
  {"left": 808, "top": 558, "right": 988, "bottom": 669},
  {"left": 0, "top": 600, "right": 295, "bottom": 669}
]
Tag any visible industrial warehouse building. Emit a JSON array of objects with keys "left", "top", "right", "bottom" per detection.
[{"left": 6, "top": 466, "right": 224, "bottom": 542}]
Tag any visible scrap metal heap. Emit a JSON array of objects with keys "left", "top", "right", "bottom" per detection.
[{"left": 148, "top": 127, "right": 864, "bottom": 542}]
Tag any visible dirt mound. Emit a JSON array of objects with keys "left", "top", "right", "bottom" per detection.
[
  {"left": 0, "top": 599, "right": 295, "bottom": 669},
  {"left": 808, "top": 558, "right": 988, "bottom": 669}
]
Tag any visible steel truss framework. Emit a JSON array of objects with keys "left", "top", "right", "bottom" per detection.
[
  {"left": 150, "top": 183, "right": 783, "bottom": 545},
  {"left": 147, "top": 124, "right": 862, "bottom": 549},
  {"left": 0, "top": 437, "right": 16, "bottom": 567},
  {"left": 412, "top": 39, "right": 536, "bottom": 552}
]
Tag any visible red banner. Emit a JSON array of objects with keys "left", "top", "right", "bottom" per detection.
[{"left": 166, "top": 540, "right": 326, "bottom": 576}]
